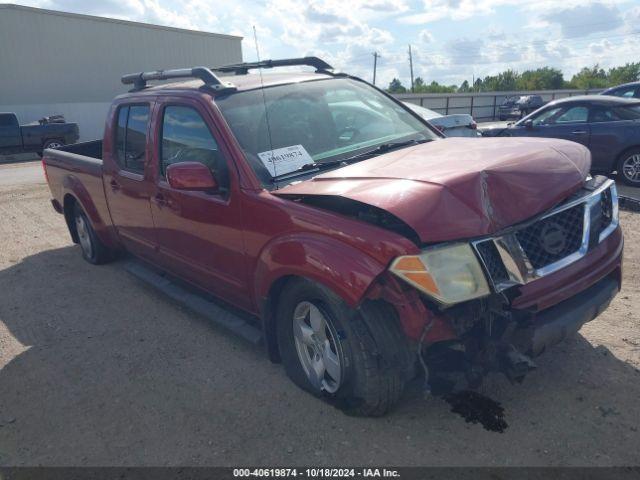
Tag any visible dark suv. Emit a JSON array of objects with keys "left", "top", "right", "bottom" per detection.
[{"left": 498, "top": 95, "right": 544, "bottom": 120}]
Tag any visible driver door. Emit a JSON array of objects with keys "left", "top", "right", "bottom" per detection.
[{"left": 149, "top": 98, "right": 250, "bottom": 309}]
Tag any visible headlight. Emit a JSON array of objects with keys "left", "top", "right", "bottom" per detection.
[{"left": 390, "top": 243, "right": 490, "bottom": 306}]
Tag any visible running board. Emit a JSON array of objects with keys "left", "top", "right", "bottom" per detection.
[{"left": 124, "top": 260, "right": 263, "bottom": 345}]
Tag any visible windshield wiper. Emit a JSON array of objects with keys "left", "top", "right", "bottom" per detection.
[
  {"left": 270, "top": 138, "right": 430, "bottom": 182},
  {"left": 271, "top": 159, "right": 348, "bottom": 182},
  {"left": 340, "top": 138, "right": 430, "bottom": 163}
]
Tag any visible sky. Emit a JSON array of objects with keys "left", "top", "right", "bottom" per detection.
[{"left": 16, "top": 0, "right": 640, "bottom": 88}]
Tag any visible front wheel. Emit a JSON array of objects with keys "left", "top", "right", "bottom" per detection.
[
  {"left": 617, "top": 149, "right": 640, "bottom": 186},
  {"left": 276, "top": 278, "right": 413, "bottom": 416},
  {"left": 73, "top": 204, "right": 113, "bottom": 264}
]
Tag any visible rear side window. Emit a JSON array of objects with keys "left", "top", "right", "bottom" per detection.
[
  {"left": 0, "top": 114, "right": 18, "bottom": 127},
  {"left": 114, "top": 104, "right": 150, "bottom": 174},
  {"left": 160, "top": 105, "right": 229, "bottom": 192}
]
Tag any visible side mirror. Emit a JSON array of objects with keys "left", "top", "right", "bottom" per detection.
[
  {"left": 166, "top": 162, "right": 218, "bottom": 192},
  {"left": 524, "top": 119, "right": 534, "bottom": 129}
]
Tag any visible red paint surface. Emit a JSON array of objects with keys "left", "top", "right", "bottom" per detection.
[{"left": 276, "top": 137, "right": 591, "bottom": 243}]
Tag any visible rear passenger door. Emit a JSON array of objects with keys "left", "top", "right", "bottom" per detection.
[
  {"left": 103, "top": 101, "right": 158, "bottom": 260},
  {"left": 149, "top": 98, "right": 249, "bottom": 309},
  {"left": 588, "top": 104, "right": 640, "bottom": 172}
]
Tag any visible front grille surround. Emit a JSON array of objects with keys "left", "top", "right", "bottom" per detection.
[{"left": 473, "top": 179, "right": 618, "bottom": 292}]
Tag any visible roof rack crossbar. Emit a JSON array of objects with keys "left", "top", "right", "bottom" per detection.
[
  {"left": 121, "top": 67, "right": 235, "bottom": 91},
  {"left": 215, "top": 56, "right": 333, "bottom": 75}
]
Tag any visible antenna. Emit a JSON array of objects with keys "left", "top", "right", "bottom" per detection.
[{"left": 253, "top": 25, "right": 278, "bottom": 184}]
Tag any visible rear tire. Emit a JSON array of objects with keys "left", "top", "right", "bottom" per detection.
[
  {"left": 276, "top": 278, "right": 413, "bottom": 416},
  {"left": 617, "top": 148, "right": 640, "bottom": 186},
  {"left": 73, "top": 204, "right": 112, "bottom": 264},
  {"left": 43, "top": 139, "right": 64, "bottom": 150}
]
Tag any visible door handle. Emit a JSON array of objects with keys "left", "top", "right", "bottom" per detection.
[
  {"left": 109, "top": 180, "right": 121, "bottom": 191},
  {"left": 571, "top": 130, "right": 587, "bottom": 135}
]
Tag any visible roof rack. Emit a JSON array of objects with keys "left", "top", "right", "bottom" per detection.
[
  {"left": 121, "top": 67, "right": 236, "bottom": 91},
  {"left": 214, "top": 56, "right": 333, "bottom": 75}
]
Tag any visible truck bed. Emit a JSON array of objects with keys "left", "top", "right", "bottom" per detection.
[{"left": 43, "top": 140, "right": 113, "bottom": 238}]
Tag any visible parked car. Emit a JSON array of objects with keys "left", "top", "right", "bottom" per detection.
[
  {"left": 481, "top": 95, "right": 640, "bottom": 186},
  {"left": 403, "top": 102, "right": 480, "bottom": 137},
  {"left": 43, "top": 58, "right": 622, "bottom": 416},
  {"left": 0, "top": 112, "right": 79, "bottom": 156},
  {"left": 601, "top": 81, "right": 640, "bottom": 99},
  {"left": 498, "top": 95, "right": 544, "bottom": 120}
]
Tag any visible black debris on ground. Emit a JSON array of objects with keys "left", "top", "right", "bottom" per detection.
[{"left": 444, "top": 391, "right": 508, "bottom": 433}]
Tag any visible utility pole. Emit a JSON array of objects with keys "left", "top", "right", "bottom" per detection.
[
  {"left": 372, "top": 52, "right": 380, "bottom": 86},
  {"left": 408, "top": 44, "right": 414, "bottom": 93}
]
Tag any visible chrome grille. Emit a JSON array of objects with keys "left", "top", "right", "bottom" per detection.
[
  {"left": 515, "top": 204, "right": 584, "bottom": 269},
  {"left": 473, "top": 179, "right": 618, "bottom": 291}
]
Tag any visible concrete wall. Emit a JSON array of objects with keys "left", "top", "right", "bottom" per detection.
[
  {"left": 395, "top": 88, "right": 604, "bottom": 121},
  {"left": 0, "top": 4, "right": 243, "bottom": 140}
]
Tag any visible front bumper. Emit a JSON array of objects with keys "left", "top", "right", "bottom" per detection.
[{"left": 527, "top": 275, "right": 619, "bottom": 356}]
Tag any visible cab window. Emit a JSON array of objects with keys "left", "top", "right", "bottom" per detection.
[
  {"left": 114, "top": 104, "right": 150, "bottom": 174},
  {"left": 160, "top": 105, "right": 229, "bottom": 193}
]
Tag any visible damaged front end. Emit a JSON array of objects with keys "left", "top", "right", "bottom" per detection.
[{"left": 375, "top": 176, "right": 622, "bottom": 395}]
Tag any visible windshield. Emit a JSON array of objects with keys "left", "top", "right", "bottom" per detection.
[{"left": 215, "top": 78, "right": 437, "bottom": 187}]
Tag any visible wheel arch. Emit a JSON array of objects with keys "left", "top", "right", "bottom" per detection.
[
  {"left": 60, "top": 176, "right": 118, "bottom": 249},
  {"left": 62, "top": 193, "right": 80, "bottom": 243},
  {"left": 254, "top": 233, "right": 390, "bottom": 363},
  {"left": 616, "top": 144, "right": 640, "bottom": 164}
]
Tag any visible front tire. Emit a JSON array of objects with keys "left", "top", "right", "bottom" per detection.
[
  {"left": 276, "top": 278, "right": 413, "bottom": 416},
  {"left": 73, "top": 204, "right": 112, "bottom": 264},
  {"left": 617, "top": 149, "right": 640, "bottom": 186}
]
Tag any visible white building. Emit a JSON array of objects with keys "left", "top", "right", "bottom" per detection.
[{"left": 0, "top": 4, "right": 243, "bottom": 140}]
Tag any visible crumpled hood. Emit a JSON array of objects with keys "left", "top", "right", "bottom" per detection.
[{"left": 274, "top": 137, "right": 591, "bottom": 243}]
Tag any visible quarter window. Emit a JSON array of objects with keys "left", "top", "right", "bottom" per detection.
[
  {"left": 160, "top": 105, "right": 229, "bottom": 192},
  {"left": 114, "top": 104, "right": 150, "bottom": 174}
]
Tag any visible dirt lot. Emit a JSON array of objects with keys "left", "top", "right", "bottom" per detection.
[{"left": 0, "top": 171, "right": 639, "bottom": 466}]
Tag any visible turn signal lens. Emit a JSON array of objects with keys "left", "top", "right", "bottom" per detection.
[{"left": 390, "top": 244, "right": 490, "bottom": 306}]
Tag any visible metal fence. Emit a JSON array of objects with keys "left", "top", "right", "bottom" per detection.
[{"left": 394, "top": 88, "right": 603, "bottom": 122}]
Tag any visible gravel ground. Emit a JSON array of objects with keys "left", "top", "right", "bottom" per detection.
[{"left": 0, "top": 177, "right": 639, "bottom": 466}]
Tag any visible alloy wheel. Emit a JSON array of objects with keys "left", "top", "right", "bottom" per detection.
[
  {"left": 622, "top": 154, "right": 640, "bottom": 184},
  {"left": 292, "top": 301, "right": 343, "bottom": 393},
  {"left": 75, "top": 214, "right": 93, "bottom": 259}
]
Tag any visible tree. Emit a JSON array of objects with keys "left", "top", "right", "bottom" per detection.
[
  {"left": 569, "top": 65, "right": 608, "bottom": 89},
  {"left": 481, "top": 70, "right": 519, "bottom": 91},
  {"left": 607, "top": 63, "right": 640, "bottom": 85},
  {"left": 387, "top": 78, "right": 406, "bottom": 93},
  {"left": 413, "top": 77, "right": 426, "bottom": 92},
  {"left": 458, "top": 80, "right": 470, "bottom": 93},
  {"left": 517, "top": 67, "right": 564, "bottom": 90}
]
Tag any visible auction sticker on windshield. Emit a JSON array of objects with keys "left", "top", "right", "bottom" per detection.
[{"left": 258, "top": 145, "right": 314, "bottom": 176}]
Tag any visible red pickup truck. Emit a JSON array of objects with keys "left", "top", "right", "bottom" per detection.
[{"left": 43, "top": 58, "right": 623, "bottom": 416}]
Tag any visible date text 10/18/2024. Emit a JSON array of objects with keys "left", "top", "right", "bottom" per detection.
[{"left": 233, "top": 468, "right": 401, "bottom": 478}]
